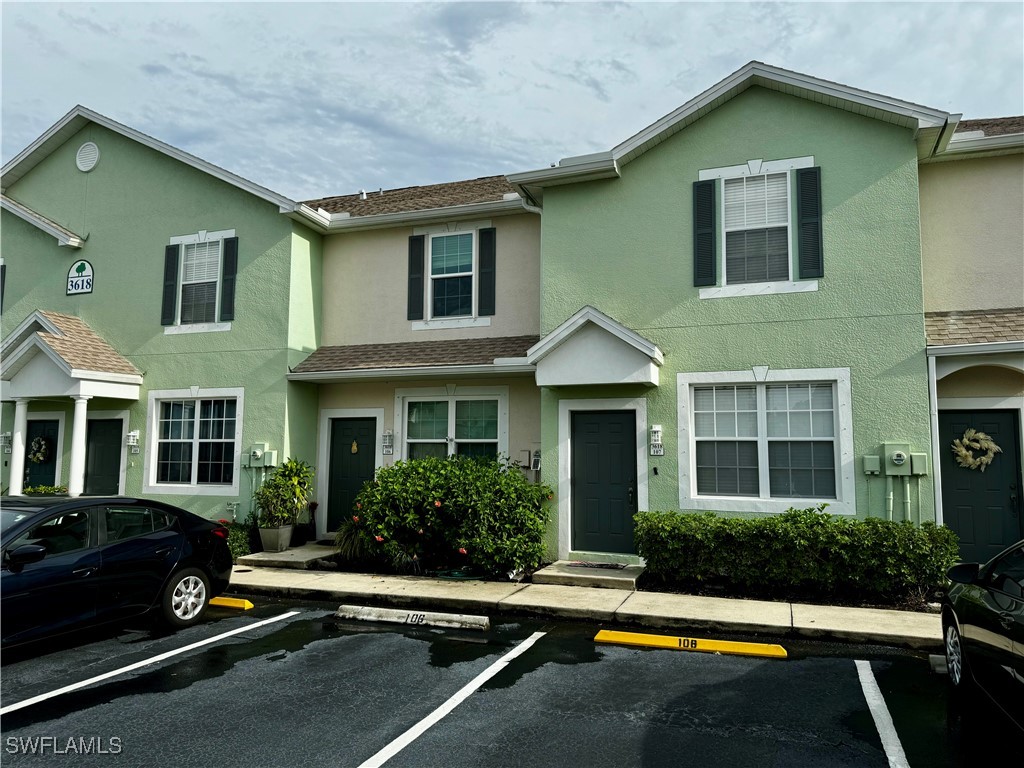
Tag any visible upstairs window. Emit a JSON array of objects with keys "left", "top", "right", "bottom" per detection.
[
  {"left": 724, "top": 173, "right": 790, "bottom": 284},
  {"left": 407, "top": 227, "right": 496, "bottom": 326},
  {"left": 162, "top": 230, "right": 238, "bottom": 332},
  {"left": 693, "top": 158, "right": 822, "bottom": 297},
  {"left": 430, "top": 233, "right": 474, "bottom": 317}
]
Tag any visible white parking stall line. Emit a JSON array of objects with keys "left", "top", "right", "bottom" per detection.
[
  {"left": 357, "top": 630, "right": 547, "bottom": 768},
  {"left": 0, "top": 611, "right": 301, "bottom": 716},
  {"left": 855, "top": 659, "right": 910, "bottom": 768}
]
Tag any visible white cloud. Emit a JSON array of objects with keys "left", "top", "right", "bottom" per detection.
[{"left": 2, "top": 2, "right": 1021, "bottom": 200}]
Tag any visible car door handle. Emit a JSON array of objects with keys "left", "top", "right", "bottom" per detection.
[
  {"left": 998, "top": 613, "right": 1014, "bottom": 630},
  {"left": 72, "top": 567, "right": 97, "bottom": 578},
  {"left": 153, "top": 547, "right": 173, "bottom": 557}
]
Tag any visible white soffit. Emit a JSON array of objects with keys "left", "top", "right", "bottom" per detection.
[{"left": 0, "top": 195, "right": 85, "bottom": 248}]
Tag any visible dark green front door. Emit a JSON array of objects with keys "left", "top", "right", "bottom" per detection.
[
  {"left": 327, "top": 418, "right": 377, "bottom": 533},
  {"left": 84, "top": 419, "right": 122, "bottom": 495},
  {"left": 572, "top": 411, "right": 637, "bottom": 554},
  {"left": 24, "top": 420, "right": 59, "bottom": 488},
  {"left": 939, "top": 409, "right": 1023, "bottom": 563}
]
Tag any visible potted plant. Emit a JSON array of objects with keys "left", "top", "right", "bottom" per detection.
[{"left": 253, "top": 458, "right": 314, "bottom": 552}]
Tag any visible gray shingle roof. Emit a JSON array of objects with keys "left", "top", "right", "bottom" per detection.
[
  {"left": 925, "top": 307, "right": 1024, "bottom": 346},
  {"left": 38, "top": 311, "right": 141, "bottom": 375},
  {"left": 955, "top": 117, "right": 1024, "bottom": 137},
  {"left": 303, "top": 175, "right": 516, "bottom": 217},
  {"left": 293, "top": 335, "right": 538, "bottom": 374}
]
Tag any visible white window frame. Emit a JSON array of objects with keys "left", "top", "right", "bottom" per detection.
[
  {"left": 143, "top": 386, "right": 243, "bottom": 496},
  {"left": 678, "top": 368, "right": 855, "bottom": 515},
  {"left": 393, "top": 385, "right": 508, "bottom": 460},
  {"left": 163, "top": 229, "right": 234, "bottom": 335},
  {"left": 697, "top": 157, "right": 819, "bottom": 300},
  {"left": 411, "top": 220, "right": 492, "bottom": 330}
]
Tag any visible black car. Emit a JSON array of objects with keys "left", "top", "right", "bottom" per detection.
[
  {"left": 942, "top": 539, "right": 1024, "bottom": 731},
  {"left": 1, "top": 496, "right": 232, "bottom": 647}
]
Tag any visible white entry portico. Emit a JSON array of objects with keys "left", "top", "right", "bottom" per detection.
[{"left": 1, "top": 311, "right": 141, "bottom": 496}]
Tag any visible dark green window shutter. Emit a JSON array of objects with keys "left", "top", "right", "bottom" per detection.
[
  {"left": 478, "top": 227, "right": 496, "bottom": 316},
  {"left": 161, "top": 244, "right": 180, "bottom": 326},
  {"left": 219, "top": 237, "right": 238, "bottom": 322},
  {"left": 797, "top": 167, "right": 823, "bottom": 279},
  {"left": 0, "top": 263, "right": 6, "bottom": 314},
  {"left": 407, "top": 235, "right": 425, "bottom": 320},
  {"left": 692, "top": 180, "right": 716, "bottom": 287}
]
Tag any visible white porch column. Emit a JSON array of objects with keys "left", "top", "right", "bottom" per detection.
[
  {"left": 8, "top": 399, "right": 29, "bottom": 495},
  {"left": 67, "top": 395, "right": 92, "bottom": 497}
]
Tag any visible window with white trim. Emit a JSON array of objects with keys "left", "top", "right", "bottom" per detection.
[
  {"left": 180, "top": 240, "right": 221, "bottom": 323},
  {"left": 144, "top": 387, "right": 243, "bottom": 496},
  {"left": 162, "top": 229, "right": 237, "bottom": 332},
  {"left": 430, "top": 233, "right": 474, "bottom": 318},
  {"left": 679, "top": 369, "right": 854, "bottom": 514},
  {"left": 397, "top": 386, "right": 508, "bottom": 460},
  {"left": 724, "top": 173, "right": 790, "bottom": 284},
  {"left": 694, "top": 382, "right": 836, "bottom": 498},
  {"left": 156, "top": 398, "right": 236, "bottom": 484},
  {"left": 693, "top": 157, "right": 822, "bottom": 298}
]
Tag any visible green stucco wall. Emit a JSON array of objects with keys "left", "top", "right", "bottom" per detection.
[
  {"left": 538, "top": 87, "right": 934, "bottom": 547},
  {"left": 1, "top": 123, "right": 321, "bottom": 519}
]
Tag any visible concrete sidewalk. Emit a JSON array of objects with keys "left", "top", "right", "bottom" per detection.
[{"left": 227, "top": 567, "right": 943, "bottom": 651}]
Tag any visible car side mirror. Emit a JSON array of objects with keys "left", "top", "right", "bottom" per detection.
[
  {"left": 6, "top": 543, "right": 48, "bottom": 572},
  {"left": 947, "top": 562, "right": 981, "bottom": 584}
]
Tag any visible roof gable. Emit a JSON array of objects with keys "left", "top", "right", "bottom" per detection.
[
  {"left": 509, "top": 62, "right": 956, "bottom": 199},
  {"left": 1, "top": 106, "right": 296, "bottom": 211}
]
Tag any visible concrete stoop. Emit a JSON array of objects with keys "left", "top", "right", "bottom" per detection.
[
  {"left": 236, "top": 543, "right": 339, "bottom": 570},
  {"left": 531, "top": 560, "right": 645, "bottom": 590}
]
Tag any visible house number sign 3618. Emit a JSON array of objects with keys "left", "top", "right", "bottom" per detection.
[{"left": 67, "top": 260, "right": 94, "bottom": 295}]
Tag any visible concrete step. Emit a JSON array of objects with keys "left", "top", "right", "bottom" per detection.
[
  {"left": 236, "top": 542, "right": 339, "bottom": 570},
  {"left": 532, "top": 560, "right": 644, "bottom": 590}
]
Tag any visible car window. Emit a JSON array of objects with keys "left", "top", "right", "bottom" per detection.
[
  {"left": 104, "top": 507, "right": 172, "bottom": 544},
  {"left": 987, "top": 545, "right": 1024, "bottom": 598},
  {"left": 7, "top": 510, "right": 92, "bottom": 556},
  {"left": 1, "top": 508, "right": 42, "bottom": 534}
]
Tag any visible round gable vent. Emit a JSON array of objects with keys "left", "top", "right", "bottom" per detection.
[{"left": 76, "top": 142, "right": 100, "bottom": 172}]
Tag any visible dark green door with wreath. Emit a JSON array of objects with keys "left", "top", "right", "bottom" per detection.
[
  {"left": 939, "top": 409, "right": 1023, "bottom": 563},
  {"left": 24, "top": 420, "right": 59, "bottom": 489},
  {"left": 327, "top": 418, "right": 377, "bottom": 534}
]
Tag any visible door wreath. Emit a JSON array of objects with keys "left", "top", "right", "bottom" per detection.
[
  {"left": 951, "top": 428, "right": 1001, "bottom": 472},
  {"left": 28, "top": 436, "right": 50, "bottom": 464}
]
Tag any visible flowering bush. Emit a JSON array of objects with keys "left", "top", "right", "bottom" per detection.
[{"left": 342, "top": 456, "right": 551, "bottom": 576}]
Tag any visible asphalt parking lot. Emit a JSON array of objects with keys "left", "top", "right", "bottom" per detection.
[{"left": 0, "top": 596, "right": 1003, "bottom": 767}]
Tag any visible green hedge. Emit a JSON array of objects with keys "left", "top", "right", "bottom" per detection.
[
  {"left": 340, "top": 456, "right": 552, "bottom": 576},
  {"left": 634, "top": 506, "right": 960, "bottom": 604}
]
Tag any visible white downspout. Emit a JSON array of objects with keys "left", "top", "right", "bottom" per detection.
[{"left": 928, "top": 354, "right": 943, "bottom": 524}]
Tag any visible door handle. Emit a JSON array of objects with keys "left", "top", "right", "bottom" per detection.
[
  {"left": 999, "top": 613, "right": 1014, "bottom": 630},
  {"left": 153, "top": 547, "right": 173, "bottom": 557},
  {"left": 1010, "top": 484, "right": 1019, "bottom": 517},
  {"left": 72, "top": 567, "right": 96, "bottom": 578},
  {"left": 628, "top": 485, "right": 635, "bottom": 510}
]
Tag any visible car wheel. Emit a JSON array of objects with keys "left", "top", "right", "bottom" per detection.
[
  {"left": 944, "top": 620, "right": 969, "bottom": 690},
  {"left": 162, "top": 567, "right": 210, "bottom": 628}
]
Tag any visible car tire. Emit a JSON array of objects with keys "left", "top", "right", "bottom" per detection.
[
  {"left": 162, "top": 567, "right": 210, "bottom": 628},
  {"left": 944, "top": 619, "right": 970, "bottom": 692}
]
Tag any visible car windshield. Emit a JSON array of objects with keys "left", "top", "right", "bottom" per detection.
[{"left": 1, "top": 508, "right": 42, "bottom": 534}]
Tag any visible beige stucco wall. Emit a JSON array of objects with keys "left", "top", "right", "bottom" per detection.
[
  {"left": 920, "top": 154, "right": 1024, "bottom": 312},
  {"left": 937, "top": 365, "right": 1024, "bottom": 398},
  {"left": 320, "top": 212, "right": 540, "bottom": 345},
  {"left": 316, "top": 375, "right": 541, "bottom": 467}
]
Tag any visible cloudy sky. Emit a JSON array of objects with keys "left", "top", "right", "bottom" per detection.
[{"left": 2, "top": 2, "right": 1021, "bottom": 202}]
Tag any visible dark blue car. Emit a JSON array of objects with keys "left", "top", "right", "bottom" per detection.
[
  {"left": 1, "top": 496, "right": 232, "bottom": 647},
  {"left": 942, "top": 538, "right": 1024, "bottom": 731}
]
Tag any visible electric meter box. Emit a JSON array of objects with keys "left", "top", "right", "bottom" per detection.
[{"left": 882, "top": 443, "right": 911, "bottom": 476}]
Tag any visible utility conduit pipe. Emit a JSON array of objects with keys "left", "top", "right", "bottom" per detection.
[
  {"left": 886, "top": 476, "right": 894, "bottom": 521},
  {"left": 902, "top": 476, "right": 912, "bottom": 521}
]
